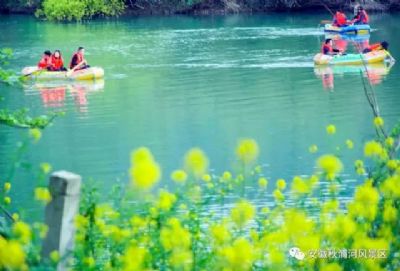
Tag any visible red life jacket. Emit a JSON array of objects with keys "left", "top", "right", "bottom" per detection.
[
  {"left": 51, "top": 55, "right": 64, "bottom": 70},
  {"left": 321, "top": 44, "right": 333, "bottom": 55},
  {"left": 38, "top": 55, "right": 51, "bottom": 69},
  {"left": 334, "top": 12, "right": 347, "bottom": 26},
  {"left": 368, "top": 43, "right": 382, "bottom": 51},
  {"left": 360, "top": 10, "right": 369, "bottom": 23},
  {"left": 69, "top": 52, "right": 83, "bottom": 69}
]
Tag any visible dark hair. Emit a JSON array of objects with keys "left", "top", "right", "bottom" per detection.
[
  {"left": 44, "top": 50, "right": 51, "bottom": 56},
  {"left": 359, "top": 6, "right": 364, "bottom": 10},
  {"left": 53, "top": 50, "right": 62, "bottom": 58},
  {"left": 78, "top": 47, "right": 84, "bottom": 51},
  {"left": 381, "top": 41, "right": 389, "bottom": 50},
  {"left": 325, "top": 39, "right": 332, "bottom": 44}
]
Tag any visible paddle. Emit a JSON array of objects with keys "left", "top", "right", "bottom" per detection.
[
  {"left": 22, "top": 67, "right": 46, "bottom": 78},
  {"left": 66, "top": 60, "right": 86, "bottom": 77},
  {"left": 320, "top": 20, "right": 332, "bottom": 25}
]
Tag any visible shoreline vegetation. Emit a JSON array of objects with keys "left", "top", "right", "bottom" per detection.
[{"left": 0, "top": 0, "right": 399, "bottom": 21}]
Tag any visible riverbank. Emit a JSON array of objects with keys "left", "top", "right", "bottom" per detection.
[{"left": 1, "top": 0, "right": 399, "bottom": 17}]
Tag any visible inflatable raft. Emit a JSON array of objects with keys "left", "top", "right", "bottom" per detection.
[
  {"left": 314, "top": 50, "right": 389, "bottom": 65},
  {"left": 324, "top": 24, "right": 370, "bottom": 35},
  {"left": 22, "top": 66, "right": 104, "bottom": 81}
]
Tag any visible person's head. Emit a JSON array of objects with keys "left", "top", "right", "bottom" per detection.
[
  {"left": 78, "top": 46, "right": 84, "bottom": 55},
  {"left": 53, "top": 50, "right": 61, "bottom": 58},
  {"left": 381, "top": 41, "right": 389, "bottom": 50},
  {"left": 325, "top": 39, "right": 332, "bottom": 45},
  {"left": 358, "top": 6, "right": 364, "bottom": 11},
  {"left": 44, "top": 50, "right": 51, "bottom": 57}
]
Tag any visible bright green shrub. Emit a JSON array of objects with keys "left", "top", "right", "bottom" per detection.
[{"left": 35, "top": 0, "right": 125, "bottom": 21}]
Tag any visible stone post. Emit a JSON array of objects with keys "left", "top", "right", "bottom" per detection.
[{"left": 42, "top": 171, "right": 82, "bottom": 269}]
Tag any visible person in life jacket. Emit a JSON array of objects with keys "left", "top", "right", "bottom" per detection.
[
  {"left": 69, "top": 47, "right": 90, "bottom": 70},
  {"left": 352, "top": 6, "right": 369, "bottom": 24},
  {"left": 49, "top": 50, "right": 67, "bottom": 71},
  {"left": 321, "top": 39, "right": 341, "bottom": 55},
  {"left": 362, "top": 41, "right": 389, "bottom": 53},
  {"left": 333, "top": 10, "right": 347, "bottom": 27},
  {"left": 37, "top": 50, "right": 52, "bottom": 69}
]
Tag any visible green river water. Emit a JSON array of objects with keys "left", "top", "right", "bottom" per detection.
[{"left": 0, "top": 13, "right": 399, "bottom": 213}]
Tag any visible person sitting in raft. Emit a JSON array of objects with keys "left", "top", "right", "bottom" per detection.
[
  {"left": 362, "top": 41, "right": 389, "bottom": 53},
  {"left": 49, "top": 50, "right": 67, "bottom": 71},
  {"left": 37, "top": 50, "right": 52, "bottom": 69},
  {"left": 351, "top": 6, "right": 369, "bottom": 24},
  {"left": 69, "top": 47, "right": 90, "bottom": 71},
  {"left": 322, "top": 39, "right": 341, "bottom": 55},
  {"left": 332, "top": 10, "right": 347, "bottom": 27}
]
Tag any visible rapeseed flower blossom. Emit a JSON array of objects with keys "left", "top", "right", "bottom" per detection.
[
  {"left": 184, "top": 148, "right": 209, "bottom": 179},
  {"left": 219, "top": 238, "right": 255, "bottom": 270},
  {"left": 0, "top": 237, "right": 26, "bottom": 270},
  {"left": 364, "top": 140, "right": 385, "bottom": 158},
  {"left": 130, "top": 147, "right": 161, "bottom": 190},
  {"left": 236, "top": 139, "right": 259, "bottom": 164},
  {"left": 373, "top": 116, "right": 384, "bottom": 127},
  {"left": 258, "top": 177, "right": 268, "bottom": 189},
  {"left": 317, "top": 154, "right": 343, "bottom": 180},
  {"left": 326, "top": 124, "right": 336, "bottom": 135},
  {"left": 171, "top": 169, "right": 187, "bottom": 184},
  {"left": 12, "top": 221, "right": 32, "bottom": 244},
  {"left": 276, "top": 179, "right": 286, "bottom": 190},
  {"left": 345, "top": 139, "right": 354, "bottom": 149},
  {"left": 309, "top": 144, "right": 318, "bottom": 153},
  {"left": 34, "top": 187, "right": 52, "bottom": 204},
  {"left": 157, "top": 189, "right": 177, "bottom": 211},
  {"left": 3, "top": 182, "right": 11, "bottom": 192},
  {"left": 29, "top": 128, "right": 42, "bottom": 142},
  {"left": 230, "top": 200, "right": 255, "bottom": 228}
]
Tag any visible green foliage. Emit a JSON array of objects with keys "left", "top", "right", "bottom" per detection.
[
  {"left": 35, "top": 0, "right": 125, "bottom": 21},
  {"left": 0, "top": 48, "right": 61, "bottom": 129}
]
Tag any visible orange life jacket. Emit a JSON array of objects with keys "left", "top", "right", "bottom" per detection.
[
  {"left": 38, "top": 55, "right": 51, "bottom": 69},
  {"left": 69, "top": 52, "right": 83, "bottom": 69},
  {"left": 51, "top": 55, "right": 64, "bottom": 70}
]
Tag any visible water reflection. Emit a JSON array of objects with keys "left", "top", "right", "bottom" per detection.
[
  {"left": 314, "top": 62, "right": 394, "bottom": 90},
  {"left": 23, "top": 80, "right": 105, "bottom": 112}
]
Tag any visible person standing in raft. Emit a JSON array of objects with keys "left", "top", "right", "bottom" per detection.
[
  {"left": 321, "top": 39, "right": 341, "bottom": 55},
  {"left": 69, "top": 47, "right": 90, "bottom": 71},
  {"left": 352, "top": 6, "right": 369, "bottom": 24},
  {"left": 332, "top": 10, "right": 348, "bottom": 27},
  {"left": 49, "top": 50, "right": 67, "bottom": 71},
  {"left": 37, "top": 50, "right": 52, "bottom": 69}
]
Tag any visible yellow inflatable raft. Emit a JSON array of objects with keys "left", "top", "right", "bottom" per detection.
[
  {"left": 22, "top": 66, "right": 104, "bottom": 81},
  {"left": 314, "top": 50, "right": 390, "bottom": 65}
]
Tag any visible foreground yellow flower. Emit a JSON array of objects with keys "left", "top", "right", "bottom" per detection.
[
  {"left": 345, "top": 139, "right": 354, "bottom": 149},
  {"left": 317, "top": 154, "right": 343, "bottom": 180},
  {"left": 29, "top": 128, "right": 42, "bottom": 142},
  {"left": 122, "top": 245, "right": 148, "bottom": 271},
  {"left": 3, "top": 182, "right": 11, "bottom": 192},
  {"left": 12, "top": 221, "right": 32, "bottom": 244},
  {"left": 230, "top": 200, "right": 255, "bottom": 228},
  {"left": 184, "top": 148, "right": 209, "bottom": 179},
  {"left": 219, "top": 238, "right": 255, "bottom": 270},
  {"left": 326, "top": 124, "right": 336, "bottom": 135},
  {"left": 364, "top": 140, "right": 386, "bottom": 158},
  {"left": 309, "top": 144, "right": 318, "bottom": 153},
  {"left": 130, "top": 147, "right": 161, "bottom": 190},
  {"left": 157, "top": 189, "right": 177, "bottom": 211},
  {"left": 276, "top": 179, "right": 286, "bottom": 190},
  {"left": 0, "top": 237, "right": 26, "bottom": 269},
  {"left": 171, "top": 169, "right": 187, "bottom": 184},
  {"left": 40, "top": 163, "right": 52, "bottom": 174},
  {"left": 210, "top": 223, "right": 231, "bottom": 245},
  {"left": 34, "top": 187, "right": 52, "bottom": 204},
  {"left": 258, "top": 177, "right": 268, "bottom": 189},
  {"left": 3, "top": 196, "right": 11, "bottom": 205},
  {"left": 373, "top": 116, "right": 384, "bottom": 127},
  {"left": 236, "top": 139, "right": 259, "bottom": 164}
]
